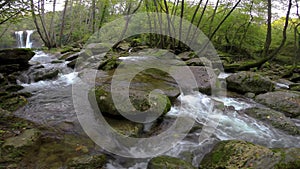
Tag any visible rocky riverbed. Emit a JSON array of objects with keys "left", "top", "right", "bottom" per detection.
[{"left": 0, "top": 46, "right": 300, "bottom": 168}]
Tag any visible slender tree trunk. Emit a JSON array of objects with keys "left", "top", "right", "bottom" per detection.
[
  {"left": 239, "top": 0, "right": 254, "bottom": 49},
  {"left": 30, "top": 0, "right": 48, "bottom": 47},
  {"left": 92, "top": 0, "right": 96, "bottom": 33},
  {"left": 185, "top": 0, "right": 202, "bottom": 43},
  {"left": 178, "top": 0, "right": 184, "bottom": 49},
  {"left": 189, "top": 0, "right": 208, "bottom": 46},
  {"left": 145, "top": 0, "right": 153, "bottom": 47},
  {"left": 59, "top": 0, "right": 69, "bottom": 47},
  {"left": 208, "top": 0, "right": 220, "bottom": 37},
  {"left": 294, "top": 23, "right": 300, "bottom": 66},
  {"left": 49, "top": 0, "right": 57, "bottom": 47},
  {"left": 112, "top": 0, "right": 143, "bottom": 49},
  {"left": 262, "top": 0, "right": 272, "bottom": 57},
  {"left": 209, "top": 0, "right": 242, "bottom": 40}
]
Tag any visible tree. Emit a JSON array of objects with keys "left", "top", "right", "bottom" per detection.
[
  {"left": 225, "top": 0, "right": 293, "bottom": 71},
  {"left": 0, "top": 0, "right": 31, "bottom": 25}
]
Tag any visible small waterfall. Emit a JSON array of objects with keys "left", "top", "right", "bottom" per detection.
[
  {"left": 15, "top": 31, "right": 24, "bottom": 48},
  {"left": 15, "top": 30, "right": 35, "bottom": 48},
  {"left": 25, "top": 30, "right": 34, "bottom": 48}
]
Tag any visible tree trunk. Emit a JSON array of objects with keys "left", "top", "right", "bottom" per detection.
[
  {"left": 59, "top": 0, "right": 69, "bottom": 47},
  {"left": 262, "top": 0, "right": 272, "bottom": 57}
]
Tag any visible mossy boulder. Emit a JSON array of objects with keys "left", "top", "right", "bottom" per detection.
[
  {"left": 67, "top": 155, "right": 106, "bottom": 169},
  {"left": 89, "top": 86, "right": 171, "bottom": 119},
  {"left": 200, "top": 140, "right": 281, "bottom": 169},
  {"left": 255, "top": 91, "right": 300, "bottom": 118},
  {"left": 0, "top": 48, "right": 35, "bottom": 65},
  {"left": 147, "top": 155, "right": 195, "bottom": 169},
  {"left": 98, "top": 56, "right": 120, "bottom": 71},
  {"left": 85, "top": 43, "right": 112, "bottom": 55},
  {"left": 105, "top": 117, "right": 144, "bottom": 137},
  {"left": 226, "top": 71, "right": 274, "bottom": 94},
  {"left": 243, "top": 107, "right": 300, "bottom": 135}
]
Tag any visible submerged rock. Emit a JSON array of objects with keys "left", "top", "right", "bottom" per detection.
[
  {"left": 226, "top": 71, "right": 274, "bottom": 94},
  {"left": 147, "top": 155, "right": 195, "bottom": 169},
  {"left": 33, "top": 68, "right": 59, "bottom": 82},
  {"left": 243, "top": 107, "right": 300, "bottom": 135},
  {"left": 255, "top": 91, "right": 300, "bottom": 118}
]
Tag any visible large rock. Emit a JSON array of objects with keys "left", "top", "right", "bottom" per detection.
[
  {"left": 147, "top": 156, "right": 195, "bottom": 169},
  {"left": 89, "top": 85, "right": 172, "bottom": 120},
  {"left": 0, "top": 48, "right": 34, "bottom": 66},
  {"left": 200, "top": 140, "right": 281, "bottom": 169},
  {"left": 85, "top": 43, "right": 112, "bottom": 55},
  {"left": 255, "top": 91, "right": 300, "bottom": 118},
  {"left": 178, "top": 66, "right": 218, "bottom": 95},
  {"left": 226, "top": 71, "right": 274, "bottom": 94},
  {"left": 243, "top": 107, "right": 300, "bottom": 135}
]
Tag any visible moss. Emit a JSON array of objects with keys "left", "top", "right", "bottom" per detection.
[
  {"left": 67, "top": 155, "right": 106, "bottom": 169},
  {"left": 51, "top": 60, "right": 64, "bottom": 64},
  {"left": 4, "top": 85, "right": 24, "bottom": 92},
  {"left": 98, "top": 56, "right": 120, "bottom": 71},
  {"left": 90, "top": 86, "right": 171, "bottom": 118},
  {"left": 147, "top": 155, "right": 195, "bottom": 169},
  {"left": 105, "top": 117, "right": 143, "bottom": 137},
  {"left": 200, "top": 140, "right": 281, "bottom": 169},
  {"left": 275, "top": 160, "right": 300, "bottom": 169},
  {"left": 0, "top": 95, "right": 28, "bottom": 112}
]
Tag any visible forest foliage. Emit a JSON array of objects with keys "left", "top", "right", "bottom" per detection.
[{"left": 0, "top": 0, "right": 299, "bottom": 66}]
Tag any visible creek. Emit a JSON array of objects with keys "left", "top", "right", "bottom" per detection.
[{"left": 13, "top": 50, "right": 300, "bottom": 168}]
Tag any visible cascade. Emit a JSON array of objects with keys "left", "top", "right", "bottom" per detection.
[
  {"left": 14, "top": 30, "right": 34, "bottom": 48},
  {"left": 15, "top": 31, "right": 24, "bottom": 48},
  {"left": 25, "top": 30, "right": 34, "bottom": 48}
]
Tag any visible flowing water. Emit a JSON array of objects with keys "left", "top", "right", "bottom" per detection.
[
  {"left": 15, "top": 51, "right": 300, "bottom": 168},
  {"left": 14, "top": 30, "right": 35, "bottom": 48}
]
